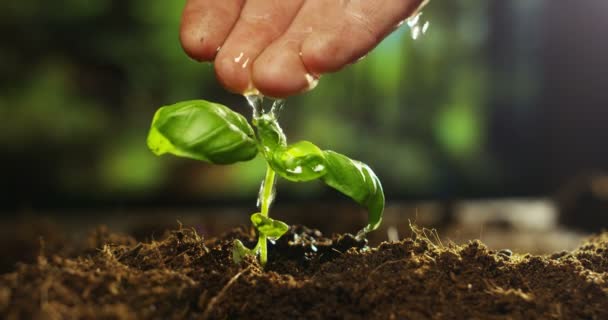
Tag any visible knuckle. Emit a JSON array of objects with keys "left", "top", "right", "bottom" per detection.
[{"left": 239, "top": 12, "right": 283, "bottom": 38}]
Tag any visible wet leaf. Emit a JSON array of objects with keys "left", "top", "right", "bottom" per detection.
[
  {"left": 269, "top": 141, "right": 327, "bottom": 182},
  {"left": 250, "top": 213, "right": 289, "bottom": 239},
  {"left": 268, "top": 141, "right": 385, "bottom": 234},
  {"left": 321, "top": 151, "right": 385, "bottom": 233},
  {"left": 147, "top": 100, "right": 258, "bottom": 164},
  {"left": 252, "top": 112, "right": 287, "bottom": 156}
]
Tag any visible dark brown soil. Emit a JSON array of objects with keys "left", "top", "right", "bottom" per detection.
[{"left": 1, "top": 224, "right": 608, "bottom": 319}]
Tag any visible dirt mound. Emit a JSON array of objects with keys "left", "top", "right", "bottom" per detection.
[{"left": 1, "top": 225, "right": 607, "bottom": 319}]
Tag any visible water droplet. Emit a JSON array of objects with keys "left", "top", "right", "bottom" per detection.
[
  {"left": 356, "top": 54, "right": 368, "bottom": 63},
  {"left": 245, "top": 93, "right": 263, "bottom": 118},
  {"left": 422, "top": 21, "right": 430, "bottom": 34},
  {"left": 287, "top": 166, "right": 303, "bottom": 174},
  {"left": 234, "top": 52, "right": 244, "bottom": 63},
  {"left": 256, "top": 183, "right": 263, "bottom": 208},
  {"left": 305, "top": 73, "right": 319, "bottom": 91},
  {"left": 407, "top": 12, "right": 421, "bottom": 28},
  {"left": 270, "top": 99, "right": 285, "bottom": 117},
  {"left": 355, "top": 225, "right": 372, "bottom": 241},
  {"left": 405, "top": 12, "right": 430, "bottom": 40},
  {"left": 411, "top": 25, "right": 421, "bottom": 40},
  {"left": 313, "top": 164, "right": 325, "bottom": 172},
  {"left": 256, "top": 175, "right": 276, "bottom": 209},
  {"left": 244, "top": 88, "right": 261, "bottom": 99}
]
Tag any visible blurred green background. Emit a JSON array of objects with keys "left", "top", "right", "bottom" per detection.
[{"left": 2, "top": 0, "right": 608, "bottom": 209}]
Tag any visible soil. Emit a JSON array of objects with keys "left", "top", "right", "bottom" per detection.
[{"left": 1, "top": 224, "right": 607, "bottom": 319}]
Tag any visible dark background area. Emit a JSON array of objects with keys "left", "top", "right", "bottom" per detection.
[{"left": 1, "top": 0, "right": 608, "bottom": 215}]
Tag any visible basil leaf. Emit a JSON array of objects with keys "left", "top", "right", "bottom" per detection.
[
  {"left": 147, "top": 100, "right": 258, "bottom": 164},
  {"left": 321, "top": 151, "right": 385, "bottom": 233},
  {"left": 232, "top": 239, "right": 254, "bottom": 264},
  {"left": 267, "top": 141, "right": 384, "bottom": 233},
  {"left": 269, "top": 141, "right": 327, "bottom": 182},
  {"left": 250, "top": 213, "right": 289, "bottom": 239},
  {"left": 252, "top": 113, "right": 287, "bottom": 156},
  {"left": 268, "top": 141, "right": 385, "bottom": 233}
]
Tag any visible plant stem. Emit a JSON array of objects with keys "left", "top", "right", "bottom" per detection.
[
  {"left": 260, "top": 164, "right": 276, "bottom": 218},
  {"left": 257, "top": 164, "right": 276, "bottom": 266}
]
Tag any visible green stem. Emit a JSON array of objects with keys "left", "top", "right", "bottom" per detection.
[
  {"left": 257, "top": 164, "right": 276, "bottom": 266},
  {"left": 257, "top": 233, "right": 268, "bottom": 267},
  {"left": 260, "top": 164, "right": 275, "bottom": 217}
]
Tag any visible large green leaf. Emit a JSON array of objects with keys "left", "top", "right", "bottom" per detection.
[
  {"left": 147, "top": 100, "right": 258, "bottom": 164},
  {"left": 321, "top": 151, "right": 385, "bottom": 233},
  {"left": 267, "top": 139, "right": 385, "bottom": 234}
]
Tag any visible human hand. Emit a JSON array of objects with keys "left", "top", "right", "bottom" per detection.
[{"left": 180, "top": 0, "right": 426, "bottom": 98}]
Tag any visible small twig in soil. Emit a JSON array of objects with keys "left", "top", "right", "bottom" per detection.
[
  {"left": 152, "top": 241, "right": 166, "bottom": 268},
  {"left": 201, "top": 266, "right": 252, "bottom": 319},
  {"left": 368, "top": 258, "right": 409, "bottom": 278},
  {"left": 484, "top": 279, "right": 534, "bottom": 302}
]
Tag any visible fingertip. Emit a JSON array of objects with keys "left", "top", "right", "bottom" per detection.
[
  {"left": 179, "top": 25, "right": 220, "bottom": 62},
  {"left": 301, "top": 25, "right": 378, "bottom": 76},
  {"left": 214, "top": 50, "right": 252, "bottom": 94},
  {"left": 300, "top": 33, "right": 345, "bottom": 75},
  {"left": 179, "top": 0, "right": 244, "bottom": 62},
  {"left": 252, "top": 51, "right": 312, "bottom": 98}
]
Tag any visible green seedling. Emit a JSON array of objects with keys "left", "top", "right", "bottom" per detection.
[{"left": 147, "top": 98, "right": 384, "bottom": 266}]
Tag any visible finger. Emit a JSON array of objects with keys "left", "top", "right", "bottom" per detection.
[
  {"left": 215, "top": 0, "right": 306, "bottom": 94},
  {"left": 252, "top": 0, "right": 340, "bottom": 97},
  {"left": 301, "top": 0, "right": 424, "bottom": 75},
  {"left": 180, "top": 0, "right": 245, "bottom": 62}
]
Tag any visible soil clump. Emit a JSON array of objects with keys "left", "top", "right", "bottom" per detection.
[{"left": 1, "top": 224, "right": 608, "bottom": 319}]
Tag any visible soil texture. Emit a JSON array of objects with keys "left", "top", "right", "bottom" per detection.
[{"left": 1, "top": 224, "right": 608, "bottom": 319}]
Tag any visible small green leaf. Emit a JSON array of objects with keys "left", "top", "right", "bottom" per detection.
[
  {"left": 232, "top": 239, "right": 254, "bottom": 264},
  {"left": 270, "top": 141, "right": 327, "bottom": 182},
  {"left": 250, "top": 212, "right": 289, "bottom": 239},
  {"left": 147, "top": 100, "right": 258, "bottom": 164},
  {"left": 321, "top": 151, "right": 385, "bottom": 233},
  {"left": 252, "top": 113, "right": 287, "bottom": 155}
]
